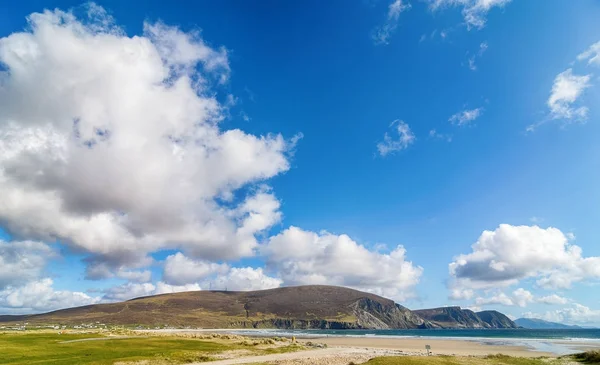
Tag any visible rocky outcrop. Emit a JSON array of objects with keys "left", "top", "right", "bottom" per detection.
[
  {"left": 476, "top": 310, "right": 518, "bottom": 328},
  {"left": 414, "top": 306, "right": 517, "bottom": 329},
  {"left": 350, "top": 298, "right": 431, "bottom": 329}
]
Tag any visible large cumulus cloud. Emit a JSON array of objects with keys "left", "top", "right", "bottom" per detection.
[
  {"left": 0, "top": 240, "right": 54, "bottom": 289},
  {"left": 0, "top": 6, "right": 294, "bottom": 275},
  {"left": 523, "top": 303, "right": 600, "bottom": 326},
  {"left": 449, "top": 224, "right": 600, "bottom": 296},
  {"left": 0, "top": 4, "right": 427, "bottom": 313},
  {"left": 0, "top": 278, "right": 99, "bottom": 314},
  {"left": 263, "top": 226, "right": 423, "bottom": 301}
]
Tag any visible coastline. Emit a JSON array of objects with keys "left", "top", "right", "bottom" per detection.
[{"left": 138, "top": 329, "right": 600, "bottom": 356}]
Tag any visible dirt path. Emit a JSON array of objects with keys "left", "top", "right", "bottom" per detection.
[{"left": 195, "top": 347, "right": 409, "bottom": 365}]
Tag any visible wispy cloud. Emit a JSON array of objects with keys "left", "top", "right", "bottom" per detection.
[
  {"left": 526, "top": 68, "right": 595, "bottom": 134},
  {"left": 372, "top": 0, "right": 411, "bottom": 45},
  {"left": 449, "top": 107, "right": 484, "bottom": 126},
  {"left": 529, "top": 216, "right": 544, "bottom": 224},
  {"left": 240, "top": 111, "right": 251, "bottom": 122},
  {"left": 467, "top": 42, "right": 488, "bottom": 71},
  {"left": 244, "top": 86, "right": 256, "bottom": 102},
  {"left": 547, "top": 69, "right": 591, "bottom": 121},
  {"left": 429, "top": 129, "right": 453, "bottom": 142},
  {"left": 419, "top": 28, "right": 453, "bottom": 43},
  {"left": 428, "top": 0, "right": 511, "bottom": 29},
  {"left": 577, "top": 41, "right": 600, "bottom": 67},
  {"left": 377, "top": 120, "right": 415, "bottom": 156},
  {"left": 528, "top": 40, "right": 599, "bottom": 132}
]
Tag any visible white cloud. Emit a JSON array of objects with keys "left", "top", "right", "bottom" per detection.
[
  {"left": 537, "top": 294, "right": 569, "bottom": 305},
  {"left": 101, "top": 281, "right": 203, "bottom": 302},
  {"left": 162, "top": 252, "right": 229, "bottom": 286},
  {"left": 547, "top": 69, "right": 592, "bottom": 121},
  {"left": 529, "top": 216, "right": 544, "bottom": 224},
  {"left": 429, "top": 129, "right": 452, "bottom": 142},
  {"left": 467, "top": 42, "right": 488, "bottom": 71},
  {"left": 449, "top": 224, "right": 600, "bottom": 293},
  {"left": 264, "top": 226, "right": 423, "bottom": 301},
  {"left": 449, "top": 288, "right": 474, "bottom": 300},
  {"left": 527, "top": 68, "right": 593, "bottom": 132},
  {"left": 102, "top": 265, "right": 280, "bottom": 302},
  {"left": 85, "top": 261, "right": 152, "bottom": 282},
  {"left": 428, "top": 0, "right": 512, "bottom": 29},
  {"left": 372, "top": 0, "right": 411, "bottom": 45},
  {"left": 0, "top": 278, "right": 99, "bottom": 313},
  {"left": 115, "top": 270, "right": 152, "bottom": 283},
  {"left": 449, "top": 107, "right": 483, "bottom": 126},
  {"left": 154, "top": 281, "right": 202, "bottom": 295},
  {"left": 0, "top": 6, "right": 296, "bottom": 276},
  {"left": 523, "top": 303, "right": 600, "bottom": 326},
  {"left": 577, "top": 41, "right": 600, "bottom": 67},
  {"left": 377, "top": 120, "right": 415, "bottom": 156},
  {"left": 0, "top": 240, "right": 54, "bottom": 289},
  {"left": 475, "top": 292, "right": 514, "bottom": 306},
  {"left": 475, "top": 288, "right": 534, "bottom": 308},
  {"left": 512, "top": 288, "right": 535, "bottom": 307},
  {"left": 475, "top": 290, "right": 570, "bottom": 308},
  {"left": 102, "top": 282, "right": 157, "bottom": 302},
  {"left": 468, "top": 58, "right": 476, "bottom": 71},
  {"left": 203, "top": 267, "right": 282, "bottom": 291}
]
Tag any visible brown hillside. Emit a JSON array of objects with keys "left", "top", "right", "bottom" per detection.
[{"left": 0, "top": 285, "right": 430, "bottom": 329}]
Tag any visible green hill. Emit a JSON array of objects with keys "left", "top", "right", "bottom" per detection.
[{"left": 0, "top": 286, "right": 518, "bottom": 330}]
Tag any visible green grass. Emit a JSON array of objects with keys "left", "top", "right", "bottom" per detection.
[
  {"left": 0, "top": 332, "right": 240, "bottom": 365},
  {"left": 571, "top": 351, "right": 600, "bottom": 363},
  {"left": 360, "top": 354, "right": 569, "bottom": 365}
]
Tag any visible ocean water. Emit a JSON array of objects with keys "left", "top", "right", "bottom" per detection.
[
  {"left": 229, "top": 328, "right": 600, "bottom": 355},
  {"left": 252, "top": 328, "right": 600, "bottom": 340}
]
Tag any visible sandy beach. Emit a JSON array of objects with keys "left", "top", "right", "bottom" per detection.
[
  {"left": 136, "top": 329, "right": 600, "bottom": 365},
  {"left": 302, "top": 336, "right": 550, "bottom": 357},
  {"left": 187, "top": 336, "right": 592, "bottom": 365},
  {"left": 139, "top": 329, "right": 600, "bottom": 357}
]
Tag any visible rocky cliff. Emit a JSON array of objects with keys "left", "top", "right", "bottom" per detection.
[{"left": 414, "top": 306, "right": 517, "bottom": 328}]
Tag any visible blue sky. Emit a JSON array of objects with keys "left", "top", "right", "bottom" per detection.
[{"left": 0, "top": 0, "right": 599, "bottom": 325}]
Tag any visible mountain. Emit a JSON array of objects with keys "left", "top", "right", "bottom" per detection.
[
  {"left": 0, "top": 285, "right": 518, "bottom": 330},
  {"left": 413, "top": 306, "right": 518, "bottom": 329},
  {"left": 0, "top": 285, "right": 431, "bottom": 330},
  {"left": 476, "top": 310, "right": 518, "bottom": 328},
  {"left": 515, "top": 318, "right": 582, "bottom": 329}
]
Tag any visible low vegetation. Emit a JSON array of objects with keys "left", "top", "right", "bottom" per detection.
[
  {"left": 571, "top": 351, "right": 600, "bottom": 363},
  {"left": 359, "top": 354, "right": 577, "bottom": 365},
  {"left": 1, "top": 331, "right": 596, "bottom": 365},
  {"left": 0, "top": 331, "right": 301, "bottom": 365}
]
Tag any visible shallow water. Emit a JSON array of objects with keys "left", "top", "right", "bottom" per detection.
[{"left": 229, "top": 328, "right": 600, "bottom": 355}]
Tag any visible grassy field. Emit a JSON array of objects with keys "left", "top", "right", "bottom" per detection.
[
  {"left": 0, "top": 331, "right": 299, "bottom": 365},
  {"left": 2, "top": 331, "right": 595, "bottom": 365}
]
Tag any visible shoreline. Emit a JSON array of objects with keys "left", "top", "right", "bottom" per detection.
[
  {"left": 138, "top": 329, "right": 600, "bottom": 356},
  {"left": 305, "top": 337, "right": 545, "bottom": 357}
]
